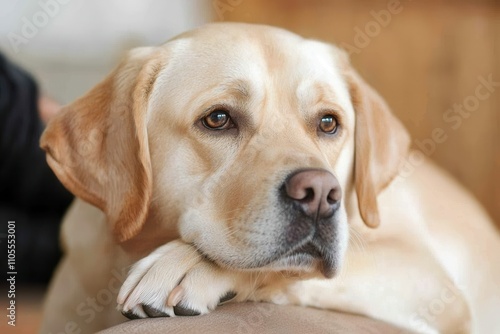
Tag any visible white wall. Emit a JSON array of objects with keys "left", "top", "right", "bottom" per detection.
[{"left": 0, "top": 0, "right": 210, "bottom": 103}]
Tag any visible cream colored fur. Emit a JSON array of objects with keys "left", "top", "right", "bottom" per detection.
[{"left": 40, "top": 23, "right": 500, "bottom": 334}]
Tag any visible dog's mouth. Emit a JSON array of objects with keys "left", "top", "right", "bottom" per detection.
[
  {"left": 292, "top": 242, "right": 322, "bottom": 258},
  {"left": 267, "top": 241, "right": 337, "bottom": 278},
  {"left": 197, "top": 237, "right": 339, "bottom": 279}
]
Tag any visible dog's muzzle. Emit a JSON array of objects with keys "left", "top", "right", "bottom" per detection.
[{"left": 277, "top": 168, "right": 343, "bottom": 277}]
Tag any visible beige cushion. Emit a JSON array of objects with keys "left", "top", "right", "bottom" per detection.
[{"left": 98, "top": 302, "right": 414, "bottom": 333}]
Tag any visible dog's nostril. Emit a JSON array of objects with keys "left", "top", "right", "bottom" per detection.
[
  {"left": 285, "top": 185, "right": 315, "bottom": 202},
  {"left": 327, "top": 194, "right": 336, "bottom": 205},
  {"left": 302, "top": 188, "right": 315, "bottom": 202},
  {"left": 327, "top": 188, "right": 341, "bottom": 204}
]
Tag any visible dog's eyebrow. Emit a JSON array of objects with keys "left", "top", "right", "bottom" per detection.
[
  {"left": 300, "top": 82, "right": 342, "bottom": 110},
  {"left": 297, "top": 81, "right": 342, "bottom": 112},
  {"left": 311, "top": 82, "right": 340, "bottom": 107},
  {"left": 224, "top": 79, "right": 251, "bottom": 100}
]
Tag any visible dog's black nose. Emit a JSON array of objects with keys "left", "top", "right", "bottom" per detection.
[{"left": 285, "top": 169, "right": 341, "bottom": 218}]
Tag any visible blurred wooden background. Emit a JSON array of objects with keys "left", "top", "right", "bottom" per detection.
[{"left": 215, "top": 0, "right": 500, "bottom": 228}]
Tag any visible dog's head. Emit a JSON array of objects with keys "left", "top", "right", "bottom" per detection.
[{"left": 41, "top": 23, "right": 409, "bottom": 278}]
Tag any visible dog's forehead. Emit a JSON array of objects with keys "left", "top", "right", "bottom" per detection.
[
  {"left": 151, "top": 24, "right": 352, "bottom": 119},
  {"left": 167, "top": 24, "right": 342, "bottom": 80}
]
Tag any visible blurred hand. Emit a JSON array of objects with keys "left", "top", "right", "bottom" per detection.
[{"left": 38, "top": 95, "right": 61, "bottom": 123}]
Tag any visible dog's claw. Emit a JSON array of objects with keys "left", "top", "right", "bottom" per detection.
[
  {"left": 143, "top": 305, "right": 170, "bottom": 318},
  {"left": 173, "top": 304, "right": 201, "bottom": 316},
  {"left": 121, "top": 310, "right": 141, "bottom": 320},
  {"left": 219, "top": 291, "right": 237, "bottom": 304}
]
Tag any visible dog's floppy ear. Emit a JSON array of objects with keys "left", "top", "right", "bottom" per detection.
[
  {"left": 344, "top": 66, "right": 410, "bottom": 228},
  {"left": 40, "top": 47, "right": 164, "bottom": 242}
]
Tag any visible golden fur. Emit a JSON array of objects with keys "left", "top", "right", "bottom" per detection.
[{"left": 40, "top": 23, "right": 500, "bottom": 333}]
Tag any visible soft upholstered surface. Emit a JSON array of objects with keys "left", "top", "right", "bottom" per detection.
[{"left": 98, "top": 302, "right": 414, "bottom": 334}]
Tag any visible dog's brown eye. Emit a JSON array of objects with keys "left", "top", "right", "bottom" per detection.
[
  {"left": 319, "top": 115, "right": 338, "bottom": 134},
  {"left": 202, "top": 110, "right": 232, "bottom": 130}
]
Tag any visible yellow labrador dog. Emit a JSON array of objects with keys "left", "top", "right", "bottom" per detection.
[{"left": 40, "top": 23, "right": 500, "bottom": 333}]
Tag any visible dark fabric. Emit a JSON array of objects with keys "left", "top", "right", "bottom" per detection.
[{"left": 0, "top": 52, "right": 72, "bottom": 283}]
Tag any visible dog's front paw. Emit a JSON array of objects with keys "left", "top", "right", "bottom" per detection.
[{"left": 117, "top": 240, "right": 244, "bottom": 318}]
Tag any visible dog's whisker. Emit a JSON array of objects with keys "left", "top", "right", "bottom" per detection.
[{"left": 348, "top": 227, "right": 367, "bottom": 254}]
